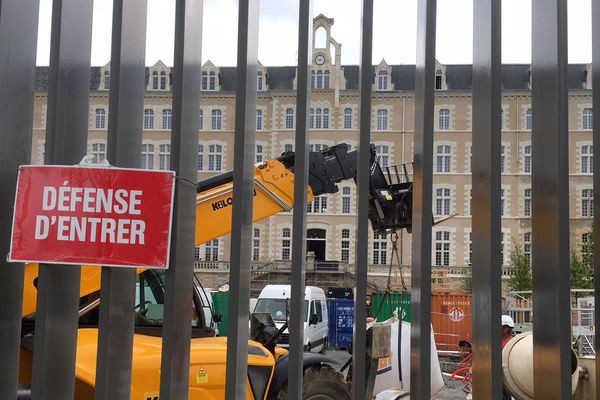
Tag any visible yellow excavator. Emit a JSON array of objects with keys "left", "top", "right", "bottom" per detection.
[{"left": 18, "top": 143, "right": 414, "bottom": 399}]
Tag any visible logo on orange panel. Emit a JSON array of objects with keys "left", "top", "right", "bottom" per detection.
[{"left": 448, "top": 307, "right": 464, "bottom": 322}]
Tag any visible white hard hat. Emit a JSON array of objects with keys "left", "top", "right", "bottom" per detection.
[{"left": 502, "top": 315, "right": 515, "bottom": 328}]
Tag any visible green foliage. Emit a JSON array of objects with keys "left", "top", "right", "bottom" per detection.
[
  {"left": 570, "top": 229, "right": 594, "bottom": 289},
  {"left": 507, "top": 243, "right": 532, "bottom": 294},
  {"left": 461, "top": 264, "right": 472, "bottom": 294}
]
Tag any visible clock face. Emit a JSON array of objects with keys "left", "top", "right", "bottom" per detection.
[{"left": 315, "top": 54, "right": 325, "bottom": 65}]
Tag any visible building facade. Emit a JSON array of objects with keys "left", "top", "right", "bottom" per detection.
[{"left": 30, "top": 14, "right": 594, "bottom": 273}]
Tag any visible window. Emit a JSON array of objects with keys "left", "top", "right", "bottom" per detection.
[
  {"left": 211, "top": 109, "right": 222, "bottom": 130},
  {"left": 435, "top": 231, "right": 451, "bottom": 266},
  {"left": 376, "top": 109, "right": 388, "bottom": 131},
  {"left": 309, "top": 143, "right": 327, "bottom": 152},
  {"left": 344, "top": 108, "right": 352, "bottom": 129},
  {"left": 468, "top": 232, "right": 473, "bottom": 265},
  {"left": 322, "top": 108, "right": 329, "bottom": 129},
  {"left": 159, "top": 144, "right": 170, "bottom": 170},
  {"left": 284, "top": 144, "right": 294, "bottom": 153},
  {"left": 197, "top": 144, "right": 203, "bottom": 171},
  {"left": 373, "top": 233, "right": 387, "bottom": 265},
  {"left": 435, "top": 72, "right": 443, "bottom": 90},
  {"left": 103, "top": 70, "right": 110, "bottom": 90},
  {"left": 524, "top": 232, "right": 532, "bottom": 265},
  {"left": 378, "top": 70, "right": 388, "bottom": 90},
  {"left": 201, "top": 71, "right": 208, "bottom": 91},
  {"left": 375, "top": 145, "right": 389, "bottom": 168},
  {"left": 95, "top": 108, "right": 106, "bottom": 129},
  {"left": 205, "top": 239, "right": 219, "bottom": 261},
  {"left": 162, "top": 109, "right": 172, "bottom": 130},
  {"left": 342, "top": 187, "right": 351, "bottom": 214},
  {"left": 256, "top": 109, "right": 263, "bottom": 131},
  {"left": 435, "top": 187, "right": 451, "bottom": 216},
  {"left": 500, "top": 146, "right": 506, "bottom": 173},
  {"left": 524, "top": 189, "right": 531, "bottom": 217},
  {"left": 439, "top": 109, "right": 450, "bottom": 130},
  {"left": 323, "top": 70, "right": 330, "bottom": 89},
  {"left": 311, "top": 71, "right": 315, "bottom": 89},
  {"left": 143, "top": 109, "right": 154, "bottom": 130},
  {"left": 257, "top": 71, "right": 264, "bottom": 91},
  {"left": 436, "top": 145, "right": 452, "bottom": 173},
  {"left": 253, "top": 228, "right": 260, "bottom": 261},
  {"left": 524, "top": 145, "right": 532, "bottom": 173},
  {"left": 256, "top": 144, "right": 264, "bottom": 163},
  {"left": 316, "top": 70, "right": 323, "bottom": 88},
  {"left": 91, "top": 142, "right": 106, "bottom": 164},
  {"left": 315, "top": 108, "right": 322, "bottom": 129},
  {"left": 209, "top": 71, "right": 216, "bottom": 91},
  {"left": 208, "top": 144, "right": 223, "bottom": 171},
  {"left": 308, "top": 195, "right": 328, "bottom": 213},
  {"left": 581, "top": 145, "right": 593, "bottom": 173},
  {"left": 526, "top": 108, "right": 532, "bottom": 130},
  {"left": 160, "top": 71, "right": 167, "bottom": 90},
  {"left": 309, "top": 108, "right": 314, "bottom": 129},
  {"left": 285, "top": 108, "right": 294, "bottom": 129},
  {"left": 141, "top": 143, "right": 154, "bottom": 170},
  {"left": 583, "top": 108, "right": 593, "bottom": 130},
  {"left": 152, "top": 71, "right": 159, "bottom": 90},
  {"left": 341, "top": 229, "right": 350, "bottom": 263},
  {"left": 199, "top": 110, "right": 203, "bottom": 130},
  {"left": 282, "top": 228, "right": 291, "bottom": 260},
  {"left": 582, "top": 189, "right": 593, "bottom": 217},
  {"left": 501, "top": 189, "right": 505, "bottom": 217}
]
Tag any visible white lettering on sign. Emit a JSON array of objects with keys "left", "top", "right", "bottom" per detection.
[{"left": 34, "top": 184, "right": 146, "bottom": 244}]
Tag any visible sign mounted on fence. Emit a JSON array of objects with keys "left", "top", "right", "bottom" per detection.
[{"left": 9, "top": 165, "right": 176, "bottom": 269}]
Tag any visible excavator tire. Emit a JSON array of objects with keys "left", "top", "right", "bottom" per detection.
[{"left": 270, "top": 364, "right": 351, "bottom": 400}]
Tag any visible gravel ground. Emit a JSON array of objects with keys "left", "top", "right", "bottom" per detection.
[{"left": 325, "top": 349, "right": 470, "bottom": 400}]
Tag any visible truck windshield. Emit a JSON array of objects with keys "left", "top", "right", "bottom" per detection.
[{"left": 253, "top": 298, "right": 308, "bottom": 322}]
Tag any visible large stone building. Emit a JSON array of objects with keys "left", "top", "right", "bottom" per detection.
[{"left": 31, "top": 15, "right": 594, "bottom": 275}]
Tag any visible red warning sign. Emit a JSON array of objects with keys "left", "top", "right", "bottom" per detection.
[{"left": 9, "top": 165, "right": 175, "bottom": 269}]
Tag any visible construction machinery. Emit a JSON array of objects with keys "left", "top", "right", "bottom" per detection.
[{"left": 18, "top": 143, "right": 411, "bottom": 399}]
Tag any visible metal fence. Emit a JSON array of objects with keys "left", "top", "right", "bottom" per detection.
[{"left": 0, "top": 0, "right": 598, "bottom": 399}]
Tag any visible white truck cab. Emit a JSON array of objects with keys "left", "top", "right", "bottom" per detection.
[{"left": 253, "top": 284, "right": 328, "bottom": 353}]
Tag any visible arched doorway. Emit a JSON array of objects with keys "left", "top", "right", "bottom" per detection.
[{"left": 306, "top": 228, "right": 326, "bottom": 261}]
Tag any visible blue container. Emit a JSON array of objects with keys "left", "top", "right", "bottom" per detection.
[{"left": 327, "top": 298, "right": 354, "bottom": 349}]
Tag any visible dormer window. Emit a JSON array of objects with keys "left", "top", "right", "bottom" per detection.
[
  {"left": 104, "top": 70, "right": 110, "bottom": 90},
  {"left": 152, "top": 71, "right": 159, "bottom": 90},
  {"left": 378, "top": 70, "right": 388, "bottom": 91},
  {"left": 257, "top": 71, "right": 264, "bottom": 91},
  {"left": 150, "top": 64, "right": 170, "bottom": 91},
  {"left": 160, "top": 71, "right": 167, "bottom": 90},
  {"left": 435, "top": 71, "right": 442, "bottom": 90},
  {"left": 434, "top": 61, "right": 447, "bottom": 90},
  {"left": 201, "top": 70, "right": 217, "bottom": 91}
]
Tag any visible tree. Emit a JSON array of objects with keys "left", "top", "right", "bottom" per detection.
[
  {"left": 507, "top": 243, "right": 532, "bottom": 295},
  {"left": 570, "top": 229, "right": 594, "bottom": 290},
  {"left": 460, "top": 264, "right": 472, "bottom": 294}
]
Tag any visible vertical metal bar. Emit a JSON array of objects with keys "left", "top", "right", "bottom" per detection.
[
  {"left": 31, "top": 1, "right": 93, "bottom": 398},
  {"left": 94, "top": 1, "right": 147, "bottom": 399},
  {"left": 352, "top": 0, "right": 373, "bottom": 398},
  {"left": 224, "top": 0, "right": 259, "bottom": 398},
  {"left": 0, "top": 0, "right": 40, "bottom": 397},
  {"left": 411, "top": 0, "right": 436, "bottom": 398},
  {"left": 593, "top": 1, "right": 600, "bottom": 396},
  {"left": 471, "top": 0, "right": 502, "bottom": 398},
  {"left": 288, "top": 0, "right": 312, "bottom": 397},
  {"left": 531, "top": 0, "right": 571, "bottom": 398},
  {"left": 159, "top": 0, "right": 203, "bottom": 398}
]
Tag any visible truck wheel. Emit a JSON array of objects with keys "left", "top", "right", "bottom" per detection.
[{"left": 270, "top": 364, "right": 351, "bottom": 400}]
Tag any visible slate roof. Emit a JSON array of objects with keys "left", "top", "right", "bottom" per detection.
[{"left": 34, "top": 64, "right": 590, "bottom": 93}]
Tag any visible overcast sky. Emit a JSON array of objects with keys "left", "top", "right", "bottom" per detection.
[{"left": 36, "top": 0, "right": 593, "bottom": 67}]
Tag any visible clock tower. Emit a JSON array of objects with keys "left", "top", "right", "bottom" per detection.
[{"left": 311, "top": 14, "right": 345, "bottom": 106}]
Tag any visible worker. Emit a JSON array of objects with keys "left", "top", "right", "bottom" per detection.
[{"left": 501, "top": 315, "right": 515, "bottom": 400}]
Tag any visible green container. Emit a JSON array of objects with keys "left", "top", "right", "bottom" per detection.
[
  {"left": 212, "top": 291, "right": 229, "bottom": 336},
  {"left": 371, "top": 292, "right": 411, "bottom": 322}
]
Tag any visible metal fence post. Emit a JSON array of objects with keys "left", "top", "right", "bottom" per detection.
[
  {"left": 411, "top": 0, "right": 436, "bottom": 398},
  {"left": 531, "top": 0, "right": 571, "bottom": 398},
  {"left": 94, "top": 1, "right": 148, "bottom": 399},
  {"left": 288, "top": 0, "right": 312, "bottom": 397},
  {"left": 593, "top": 2, "right": 600, "bottom": 396},
  {"left": 159, "top": 0, "right": 203, "bottom": 398},
  {"left": 31, "top": 1, "right": 93, "bottom": 398},
  {"left": 0, "top": 0, "right": 40, "bottom": 397},
  {"left": 224, "top": 0, "right": 259, "bottom": 398},
  {"left": 471, "top": 0, "right": 502, "bottom": 398},
  {"left": 352, "top": 0, "right": 373, "bottom": 398}
]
